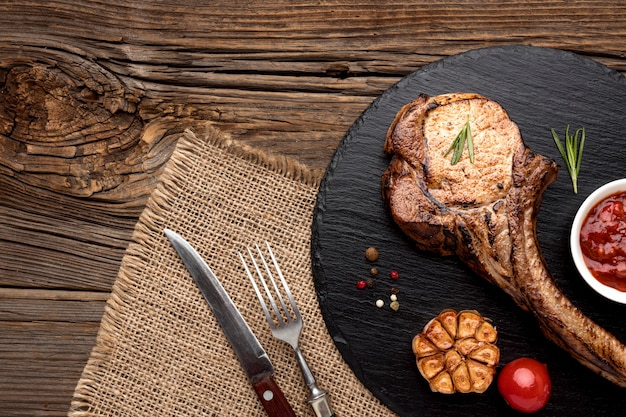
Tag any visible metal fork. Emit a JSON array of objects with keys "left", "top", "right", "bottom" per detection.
[{"left": 239, "top": 243, "right": 334, "bottom": 417}]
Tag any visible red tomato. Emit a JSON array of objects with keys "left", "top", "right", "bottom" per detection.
[{"left": 497, "top": 357, "right": 551, "bottom": 413}]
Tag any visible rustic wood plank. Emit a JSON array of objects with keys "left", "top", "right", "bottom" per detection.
[
  {"left": 0, "top": 320, "right": 101, "bottom": 416},
  {"left": 0, "top": 288, "right": 107, "bottom": 321},
  {"left": 2, "top": 1, "right": 626, "bottom": 416},
  {"left": 2, "top": 1, "right": 626, "bottom": 177},
  {"left": 0, "top": 289, "right": 104, "bottom": 417},
  {"left": 0, "top": 175, "right": 138, "bottom": 290}
]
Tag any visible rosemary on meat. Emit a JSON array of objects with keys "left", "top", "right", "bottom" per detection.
[
  {"left": 444, "top": 117, "right": 474, "bottom": 165},
  {"left": 551, "top": 125, "right": 585, "bottom": 194}
]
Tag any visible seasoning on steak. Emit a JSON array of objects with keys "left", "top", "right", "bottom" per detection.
[{"left": 382, "top": 92, "right": 626, "bottom": 387}]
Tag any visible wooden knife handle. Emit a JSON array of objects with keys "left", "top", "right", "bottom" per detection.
[{"left": 251, "top": 374, "right": 297, "bottom": 417}]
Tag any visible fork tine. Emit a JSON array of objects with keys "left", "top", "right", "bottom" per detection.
[
  {"left": 241, "top": 243, "right": 293, "bottom": 327},
  {"left": 257, "top": 243, "right": 298, "bottom": 323},
  {"left": 264, "top": 242, "right": 301, "bottom": 320},
  {"left": 238, "top": 250, "right": 275, "bottom": 327},
  {"left": 250, "top": 245, "right": 285, "bottom": 322}
]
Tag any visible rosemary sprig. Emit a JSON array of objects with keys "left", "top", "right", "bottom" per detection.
[
  {"left": 551, "top": 125, "right": 585, "bottom": 194},
  {"left": 444, "top": 117, "right": 474, "bottom": 165}
]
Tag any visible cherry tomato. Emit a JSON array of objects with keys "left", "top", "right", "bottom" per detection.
[{"left": 497, "top": 357, "right": 551, "bottom": 413}]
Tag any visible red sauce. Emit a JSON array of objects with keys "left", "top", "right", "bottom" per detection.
[{"left": 580, "top": 191, "right": 626, "bottom": 292}]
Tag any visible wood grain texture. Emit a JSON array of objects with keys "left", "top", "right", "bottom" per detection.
[{"left": 2, "top": 1, "right": 626, "bottom": 416}]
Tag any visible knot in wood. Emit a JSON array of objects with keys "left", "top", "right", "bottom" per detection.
[{"left": 0, "top": 55, "right": 148, "bottom": 199}]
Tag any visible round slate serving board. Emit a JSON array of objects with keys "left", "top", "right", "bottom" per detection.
[{"left": 311, "top": 45, "right": 626, "bottom": 417}]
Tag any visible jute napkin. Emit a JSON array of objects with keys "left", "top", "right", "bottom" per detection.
[{"left": 69, "top": 127, "right": 396, "bottom": 416}]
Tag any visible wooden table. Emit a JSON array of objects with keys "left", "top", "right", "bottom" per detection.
[{"left": 1, "top": 1, "right": 625, "bottom": 415}]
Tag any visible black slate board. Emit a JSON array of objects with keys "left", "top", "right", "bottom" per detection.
[{"left": 311, "top": 45, "right": 626, "bottom": 417}]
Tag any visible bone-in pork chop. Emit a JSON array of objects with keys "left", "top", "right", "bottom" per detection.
[{"left": 382, "top": 92, "right": 626, "bottom": 387}]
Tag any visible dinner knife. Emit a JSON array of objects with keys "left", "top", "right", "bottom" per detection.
[{"left": 164, "top": 229, "right": 297, "bottom": 417}]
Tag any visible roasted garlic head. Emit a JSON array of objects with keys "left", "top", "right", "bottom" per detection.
[{"left": 412, "top": 309, "right": 499, "bottom": 394}]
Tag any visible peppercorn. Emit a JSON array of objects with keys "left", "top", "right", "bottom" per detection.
[
  {"left": 370, "top": 267, "right": 378, "bottom": 276},
  {"left": 389, "top": 270, "right": 399, "bottom": 280},
  {"left": 366, "top": 278, "right": 375, "bottom": 288},
  {"left": 375, "top": 299, "right": 384, "bottom": 308},
  {"left": 356, "top": 280, "right": 367, "bottom": 289},
  {"left": 365, "top": 247, "right": 379, "bottom": 262},
  {"left": 390, "top": 287, "right": 400, "bottom": 295},
  {"left": 390, "top": 300, "right": 400, "bottom": 311}
]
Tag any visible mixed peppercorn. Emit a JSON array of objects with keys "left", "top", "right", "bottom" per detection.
[{"left": 357, "top": 246, "right": 402, "bottom": 311}]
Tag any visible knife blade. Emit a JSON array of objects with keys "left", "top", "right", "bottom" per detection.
[{"left": 164, "top": 229, "right": 296, "bottom": 417}]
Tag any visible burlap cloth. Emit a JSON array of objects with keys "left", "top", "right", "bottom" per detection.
[{"left": 69, "top": 127, "right": 397, "bottom": 417}]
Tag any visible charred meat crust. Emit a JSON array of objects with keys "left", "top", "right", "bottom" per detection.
[
  {"left": 381, "top": 155, "right": 457, "bottom": 255},
  {"left": 383, "top": 92, "right": 626, "bottom": 387}
]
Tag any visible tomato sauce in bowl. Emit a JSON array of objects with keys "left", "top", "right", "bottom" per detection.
[
  {"left": 579, "top": 191, "right": 626, "bottom": 292},
  {"left": 571, "top": 179, "right": 626, "bottom": 303}
]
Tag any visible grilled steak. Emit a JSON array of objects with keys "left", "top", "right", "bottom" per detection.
[{"left": 382, "top": 92, "right": 626, "bottom": 387}]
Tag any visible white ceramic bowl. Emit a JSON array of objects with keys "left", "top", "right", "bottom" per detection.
[{"left": 570, "top": 178, "right": 626, "bottom": 304}]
